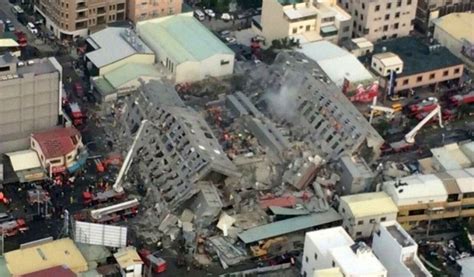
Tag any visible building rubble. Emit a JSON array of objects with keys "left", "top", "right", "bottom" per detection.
[{"left": 102, "top": 52, "right": 386, "bottom": 269}]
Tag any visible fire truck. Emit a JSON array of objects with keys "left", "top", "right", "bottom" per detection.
[
  {"left": 67, "top": 102, "right": 85, "bottom": 126},
  {"left": 138, "top": 249, "right": 167, "bottom": 273},
  {"left": 408, "top": 97, "right": 438, "bottom": 114},
  {"left": 349, "top": 81, "right": 379, "bottom": 103},
  {"left": 74, "top": 198, "right": 139, "bottom": 224},
  {"left": 0, "top": 218, "right": 28, "bottom": 236},
  {"left": 82, "top": 189, "right": 126, "bottom": 206},
  {"left": 450, "top": 91, "right": 474, "bottom": 106}
]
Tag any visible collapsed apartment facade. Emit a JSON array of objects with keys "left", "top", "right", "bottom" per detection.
[
  {"left": 249, "top": 52, "right": 384, "bottom": 163},
  {"left": 117, "top": 80, "right": 240, "bottom": 212}
]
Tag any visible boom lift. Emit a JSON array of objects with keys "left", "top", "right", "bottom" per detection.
[
  {"left": 389, "top": 104, "right": 443, "bottom": 152},
  {"left": 82, "top": 120, "right": 149, "bottom": 205},
  {"left": 368, "top": 97, "right": 396, "bottom": 124}
]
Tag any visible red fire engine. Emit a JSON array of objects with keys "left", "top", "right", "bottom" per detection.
[{"left": 0, "top": 219, "right": 28, "bottom": 237}]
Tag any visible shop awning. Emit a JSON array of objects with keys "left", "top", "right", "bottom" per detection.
[{"left": 6, "top": 150, "right": 45, "bottom": 183}]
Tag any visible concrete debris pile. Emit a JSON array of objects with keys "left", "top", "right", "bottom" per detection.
[{"left": 103, "top": 51, "right": 385, "bottom": 271}]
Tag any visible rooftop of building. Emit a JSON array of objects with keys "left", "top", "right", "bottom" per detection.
[
  {"left": 305, "top": 226, "right": 354, "bottom": 256},
  {"left": 137, "top": 14, "right": 234, "bottom": 64},
  {"left": 341, "top": 191, "right": 398, "bottom": 218},
  {"left": 0, "top": 54, "right": 59, "bottom": 79},
  {"left": 340, "top": 155, "right": 373, "bottom": 177},
  {"left": 4, "top": 238, "right": 87, "bottom": 275},
  {"left": 371, "top": 37, "right": 463, "bottom": 77},
  {"left": 298, "top": 40, "right": 373, "bottom": 87},
  {"left": 31, "top": 127, "right": 80, "bottom": 159},
  {"left": 314, "top": 267, "right": 344, "bottom": 277},
  {"left": 446, "top": 168, "right": 474, "bottom": 194},
  {"left": 431, "top": 143, "right": 472, "bottom": 170},
  {"left": 383, "top": 173, "right": 448, "bottom": 206},
  {"left": 86, "top": 27, "right": 153, "bottom": 68},
  {"left": 93, "top": 63, "right": 162, "bottom": 96},
  {"left": 283, "top": 5, "right": 318, "bottom": 20},
  {"left": 316, "top": 1, "right": 351, "bottom": 21},
  {"left": 330, "top": 242, "right": 386, "bottom": 275},
  {"left": 21, "top": 265, "right": 76, "bottom": 277},
  {"left": 373, "top": 52, "right": 404, "bottom": 67},
  {"left": 113, "top": 247, "right": 143, "bottom": 268},
  {"left": 433, "top": 13, "right": 474, "bottom": 44},
  {"left": 238, "top": 209, "right": 342, "bottom": 244}
]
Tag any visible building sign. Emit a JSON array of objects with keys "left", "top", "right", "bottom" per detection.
[{"left": 387, "top": 70, "right": 397, "bottom": 96}]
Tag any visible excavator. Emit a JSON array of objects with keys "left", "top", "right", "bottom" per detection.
[
  {"left": 386, "top": 104, "right": 443, "bottom": 153},
  {"left": 250, "top": 237, "right": 289, "bottom": 257}
]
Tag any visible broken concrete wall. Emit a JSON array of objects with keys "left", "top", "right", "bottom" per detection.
[
  {"left": 190, "top": 183, "right": 224, "bottom": 228},
  {"left": 337, "top": 155, "right": 375, "bottom": 195}
]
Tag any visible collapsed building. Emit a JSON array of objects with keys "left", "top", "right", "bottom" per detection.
[
  {"left": 116, "top": 79, "right": 239, "bottom": 214},
  {"left": 242, "top": 52, "right": 384, "bottom": 163}
]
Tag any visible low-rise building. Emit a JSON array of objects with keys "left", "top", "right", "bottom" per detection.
[
  {"left": 4, "top": 238, "right": 88, "bottom": 276},
  {"left": 137, "top": 14, "right": 234, "bottom": 83},
  {"left": 31, "top": 127, "right": 86, "bottom": 175},
  {"left": 339, "top": 192, "right": 398, "bottom": 239},
  {"left": 337, "top": 155, "right": 375, "bottom": 195},
  {"left": 92, "top": 63, "right": 162, "bottom": 103},
  {"left": 371, "top": 52, "right": 404, "bottom": 77},
  {"left": 372, "top": 221, "right": 432, "bottom": 277},
  {"left": 369, "top": 37, "right": 464, "bottom": 96},
  {"left": 433, "top": 13, "right": 474, "bottom": 68},
  {"left": 383, "top": 168, "right": 474, "bottom": 229},
  {"left": 297, "top": 40, "right": 374, "bottom": 88},
  {"left": 431, "top": 143, "right": 472, "bottom": 171},
  {"left": 343, "top": 37, "right": 374, "bottom": 57},
  {"left": 114, "top": 247, "right": 143, "bottom": 277},
  {"left": 254, "top": 0, "right": 351, "bottom": 45},
  {"left": 85, "top": 27, "right": 155, "bottom": 76},
  {"left": 301, "top": 226, "right": 387, "bottom": 277},
  {"left": 127, "top": 0, "right": 182, "bottom": 24}
]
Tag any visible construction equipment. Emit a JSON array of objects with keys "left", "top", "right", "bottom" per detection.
[
  {"left": 408, "top": 97, "right": 438, "bottom": 114},
  {"left": 82, "top": 188, "right": 126, "bottom": 206},
  {"left": 138, "top": 249, "right": 167, "bottom": 274},
  {"left": 0, "top": 218, "right": 28, "bottom": 237},
  {"left": 368, "top": 97, "right": 396, "bottom": 123},
  {"left": 450, "top": 91, "right": 474, "bottom": 106},
  {"left": 389, "top": 104, "right": 443, "bottom": 152},
  {"left": 74, "top": 198, "right": 139, "bottom": 224},
  {"left": 250, "top": 237, "right": 289, "bottom": 257}
]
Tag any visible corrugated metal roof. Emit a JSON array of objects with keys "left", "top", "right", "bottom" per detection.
[
  {"left": 238, "top": 209, "right": 341, "bottom": 244},
  {"left": 138, "top": 14, "right": 233, "bottom": 64},
  {"left": 297, "top": 40, "right": 373, "bottom": 86},
  {"left": 103, "top": 63, "right": 161, "bottom": 88},
  {"left": 85, "top": 27, "right": 153, "bottom": 68},
  {"left": 269, "top": 206, "right": 309, "bottom": 216}
]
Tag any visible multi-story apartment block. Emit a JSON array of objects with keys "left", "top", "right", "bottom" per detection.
[
  {"left": 383, "top": 168, "right": 474, "bottom": 230},
  {"left": 253, "top": 0, "right": 352, "bottom": 45},
  {"left": 372, "top": 221, "right": 432, "bottom": 277},
  {"left": 415, "top": 0, "right": 473, "bottom": 34},
  {"left": 34, "top": 0, "right": 126, "bottom": 39},
  {"left": 338, "top": 0, "right": 418, "bottom": 42},
  {"left": 127, "top": 0, "right": 183, "bottom": 24},
  {"left": 0, "top": 53, "right": 61, "bottom": 154}
]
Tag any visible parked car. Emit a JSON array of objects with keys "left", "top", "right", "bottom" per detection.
[
  {"left": 194, "top": 9, "right": 205, "bottom": 21},
  {"left": 225, "top": 36, "right": 237, "bottom": 44},
  {"left": 5, "top": 20, "right": 15, "bottom": 32},
  {"left": 204, "top": 9, "right": 216, "bottom": 18},
  {"left": 26, "top": 22, "right": 38, "bottom": 35},
  {"left": 219, "top": 30, "right": 231, "bottom": 38},
  {"left": 221, "top": 13, "right": 232, "bottom": 21}
]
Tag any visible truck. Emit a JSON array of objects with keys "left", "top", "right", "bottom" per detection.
[
  {"left": 67, "top": 102, "right": 85, "bottom": 126},
  {"left": 82, "top": 189, "right": 126, "bottom": 206},
  {"left": 138, "top": 249, "right": 167, "bottom": 274},
  {"left": 74, "top": 198, "right": 139, "bottom": 224},
  {"left": 450, "top": 92, "right": 474, "bottom": 106},
  {"left": 408, "top": 97, "right": 438, "bottom": 114},
  {"left": 0, "top": 218, "right": 28, "bottom": 236}
]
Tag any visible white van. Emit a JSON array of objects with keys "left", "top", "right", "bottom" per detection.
[
  {"left": 27, "top": 22, "right": 38, "bottom": 35},
  {"left": 194, "top": 9, "right": 205, "bottom": 21}
]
